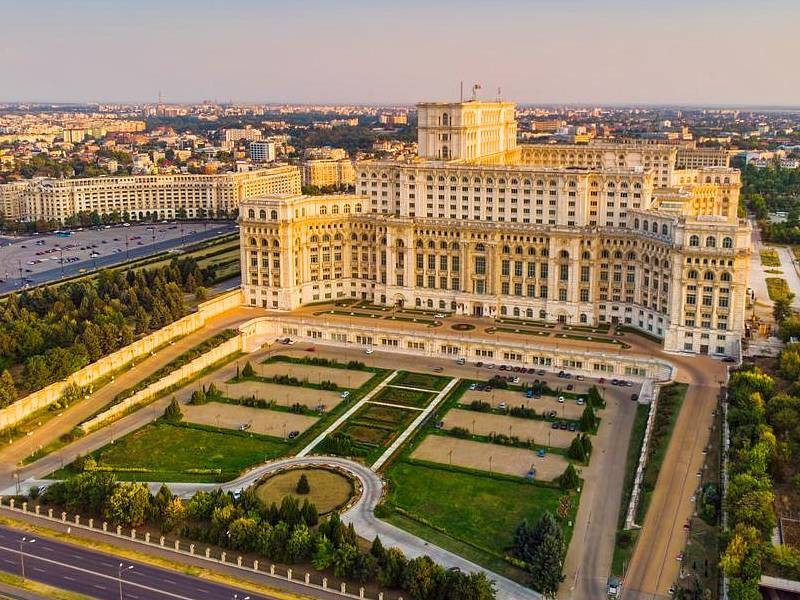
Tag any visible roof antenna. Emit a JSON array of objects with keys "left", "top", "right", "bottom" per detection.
[
  {"left": 496, "top": 87, "right": 502, "bottom": 101},
  {"left": 460, "top": 81, "right": 463, "bottom": 103},
  {"left": 472, "top": 83, "right": 481, "bottom": 101}
]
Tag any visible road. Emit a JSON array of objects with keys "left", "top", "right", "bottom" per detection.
[
  {"left": 0, "top": 523, "right": 278, "bottom": 600},
  {"left": 621, "top": 354, "right": 725, "bottom": 599},
  {"left": 0, "top": 222, "right": 236, "bottom": 295}
]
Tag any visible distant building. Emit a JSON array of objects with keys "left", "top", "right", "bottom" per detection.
[
  {"left": 302, "top": 159, "right": 355, "bottom": 188},
  {"left": 379, "top": 113, "right": 408, "bottom": 126},
  {"left": 0, "top": 165, "right": 300, "bottom": 222},
  {"left": 250, "top": 141, "right": 276, "bottom": 162},
  {"left": 223, "top": 127, "right": 262, "bottom": 142}
]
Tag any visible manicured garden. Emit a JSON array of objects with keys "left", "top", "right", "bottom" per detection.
[
  {"left": 321, "top": 403, "right": 416, "bottom": 464},
  {"left": 392, "top": 371, "right": 451, "bottom": 391},
  {"left": 373, "top": 386, "right": 435, "bottom": 408}
]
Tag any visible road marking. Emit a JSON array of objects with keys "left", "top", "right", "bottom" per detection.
[{"left": 0, "top": 545, "right": 217, "bottom": 600}]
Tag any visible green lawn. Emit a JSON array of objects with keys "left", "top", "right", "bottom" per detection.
[
  {"left": 59, "top": 421, "right": 288, "bottom": 483},
  {"left": 393, "top": 371, "right": 451, "bottom": 391},
  {"left": 374, "top": 386, "right": 435, "bottom": 408},
  {"left": 384, "top": 460, "right": 573, "bottom": 583},
  {"left": 766, "top": 277, "right": 791, "bottom": 301},
  {"left": 760, "top": 249, "right": 781, "bottom": 267}
]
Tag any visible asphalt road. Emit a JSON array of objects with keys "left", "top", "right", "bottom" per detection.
[
  {"left": 0, "top": 221, "right": 237, "bottom": 295},
  {"left": 0, "top": 523, "right": 276, "bottom": 600}
]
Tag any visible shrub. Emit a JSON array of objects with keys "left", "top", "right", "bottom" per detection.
[
  {"left": 241, "top": 361, "right": 255, "bottom": 378},
  {"left": 164, "top": 397, "right": 183, "bottom": 421},
  {"left": 449, "top": 426, "right": 471, "bottom": 438},
  {"left": 190, "top": 389, "right": 207, "bottom": 405}
]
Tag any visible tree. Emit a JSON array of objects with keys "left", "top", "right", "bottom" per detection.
[
  {"left": 190, "top": 389, "right": 207, "bottom": 405},
  {"left": 370, "top": 535, "right": 386, "bottom": 566},
  {"left": 296, "top": 473, "right": 310, "bottom": 495},
  {"left": 286, "top": 522, "right": 314, "bottom": 562},
  {"left": 579, "top": 405, "right": 596, "bottom": 432},
  {"left": 241, "top": 361, "right": 255, "bottom": 377},
  {"left": 773, "top": 293, "right": 795, "bottom": 324},
  {"left": 164, "top": 397, "right": 182, "bottom": 421},
  {"left": 0, "top": 369, "right": 16, "bottom": 408},
  {"left": 379, "top": 547, "right": 408, "bottom": 588},
  {"left": 403, "top": 555, "right": 446, "bottom": 600},
  {"left": 527, "top": 512, "right": 565, "bottom": 596},
  {"left": 104, "top": 482, "right": 151, "bottom": 527},
  {"left": 559, "top": 464, "right": 580, "bottom": 490}
]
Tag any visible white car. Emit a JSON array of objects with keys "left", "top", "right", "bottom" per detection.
[
  {"left": 577, "top": 398, "right": 585, "bottom": 405},
  {"left": 364, "top": 348, "right": 374, "bottom": 355},
  {"left": 340, "top": 390, "right": 350, "bottom": 399},
  {"left": 434, "top": 313, "right": 446, "bottom": 319},
  {"left": 558, "top": 396, "right": 565, "bottom": 403}
]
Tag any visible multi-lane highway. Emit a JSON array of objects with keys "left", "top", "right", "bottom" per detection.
[{"left": 0, "top": 524, "right": 277, "bottom": 600}]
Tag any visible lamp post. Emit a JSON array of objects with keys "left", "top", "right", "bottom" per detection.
[
  {"left": 19, "top": 537, "right": 35, "bottom": 579},
  {"left": 118, "top": 563, "right": 133, "bottom": 600}
]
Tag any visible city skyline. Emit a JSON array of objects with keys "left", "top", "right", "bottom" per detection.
[{"left": 2, "top": 0, "right": 799, "bottom": 106}]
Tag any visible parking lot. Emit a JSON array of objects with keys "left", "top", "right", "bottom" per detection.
[
  {"left": 0, "top": 221, "right": 235, "bottom": 293},
  {"left": 412, "top": 435, "right": 569, "bottom": 480},
  {"left": 442, "top": 408, "right": 577, "bottom": 448},
  {"left": 460, "top": 387, "right": 587, "bottom": 421}
]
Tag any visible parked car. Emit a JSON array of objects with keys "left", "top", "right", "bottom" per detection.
[
  {"left": 551, "top": 422, "right": 560, "bottom": 429},
  {"left": 526, "top": 389, "right": 534, "bottom": 398},
  {"left": 364, "top": 348, "right": 374, "bottom": 355},
  {"left": 456, "top": 357, "right": 466, "bottom": 365},
  {"left": 558, "top": 396, "right": 565, "bottom": 403},
  {"left": 537, "top": 369, "right": 546, "bottom": 376},
  {"left": 469, "top": 383, "right": 477, "bottom": 391},
  {"left": 568, "top": 422, "right": 577, "bottom": 432},
  {"left": 559, "top": 421, "right": 568, "bottom": 430},
  {"left": 631, "top": 393, "right": 639, "bottom": 402},
  {"left": 722, "top": 356, "right": 736, "bottom": 363},
  {"left": 287, "top": 430, "right": 300, "bottom": 439},
  {"left": 434, "top": 313, "right": 446, "bottom": 319},
  {"left": 566, "top": 384, "right": 574, "bottom": 391},
  {"left": 340, "top": 390, "right": 350, "bottom": 399},
  {"left": 576, "top": 375, "right": 585, "bottom": 381},
  {"left": 577, "top": 397, "right": 585, "bottom": 405},
  {"left": 497, "top": 402, "right": 507, "bottom": 411}
]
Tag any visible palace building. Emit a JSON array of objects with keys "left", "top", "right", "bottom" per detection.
[{"left": 239, "top": 99, "right": 751, "bottom": 356}]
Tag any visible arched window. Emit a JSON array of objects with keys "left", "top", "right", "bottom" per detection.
[
  {"left": 355, "top": 204, "right": 362, "bottom": 213},
  {"left": 661, "top": 224, "right": 668, "bottom": 236},
  {"left": 705, "top": 236, "right": 716, "bottom": 248},
  {"left": 688, "top": 270, "right": 698, "bottom": 279},
  {"left": 582, "top": 251, "right": 591, "bottom": 260},
  {"left": 651, "top": 222, "right": 658, "bottom": 233},
  {"left": 248, "top": 237, "right": 256, "bottom": 245},
  {"left": 634, "top": 218, "right": 640, "bottom": 229},
  {"left": 270, "top": 210, "right": 278, "bottom": 220},
  {"left": 643, "top": 220, "right": 649, "bottom": 231},
  {"left": 560, "top": 250, "right": 569, "bottom": 259},
  {"left": 343, "top": 204, "right": 351, "bottom": 214},
  {"left": 475, "top": 243, "right": 485, "bottom": 252},
  {"left": 332, "top": 205, "right": 339, "bottom": 214},
  {"left": 689, "top": 235, "right": 699, "bottom": 247},
  {"left": 248, "top": 209, "right": 255, "bottom": 219},
  {"left": 320, "top": 206, "right": 327, "bottom": 215},
  {"left": 259, "top": 209, "right": 266, "bottom": 219},
  {"left": 539, "top": 309, "right": 546, "bottom": 319},
  {"left": 442, "top": 112, "right": 449, "bottom": 126},
  {"left": 722, "top": 237, "right": 733, "bottom": 248},
  {"left": 441, "top": 146, "right": 449, "bottom": 159},
  {"left": 513, "top": 307, "right": 520, "bottom": 317},
  {"left": 721, "top": 272, "right": 732, "bottom": 282},
  {"left": 580, "top": 313, "right": 588, "bottom": 324},
  {"left": 704, "top": 271, "right": 715, "bottom": 281}
]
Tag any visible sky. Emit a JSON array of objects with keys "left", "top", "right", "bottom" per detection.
[{"left": 2, "top": 0, "right": 799, "bottom": 107}]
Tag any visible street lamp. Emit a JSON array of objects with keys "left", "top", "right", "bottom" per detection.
[
  {"left": 18, "top": 537, "right": 35, "bottom": 579},
  {"left": 118, "top": 563, "right": 133, "bottom": 600}
]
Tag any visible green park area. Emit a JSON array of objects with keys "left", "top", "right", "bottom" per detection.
[
  {"left": 383, "top": 460, "right": 576, "bottom": 585},
  {"left": 54, "top": 421, "right": 288, "bottom": 483}
]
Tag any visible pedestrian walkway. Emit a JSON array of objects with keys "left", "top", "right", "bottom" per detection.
[{"left": 370, "top": 377, "right": 460, "bottom": 471}]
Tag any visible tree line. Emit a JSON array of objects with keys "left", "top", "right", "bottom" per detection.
[
  {"left": 721, "top": 364, "right": 800, "bottom": 597},
  {"left": 0, "top": 257, "right": 213, "bottom": 403},
  {"left": 37, "top": 473, "right": 495, "bottom": 599}
]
